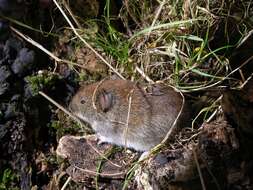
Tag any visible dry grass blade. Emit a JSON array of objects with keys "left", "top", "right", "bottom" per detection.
[
  {"left": 123, "top": 89, "right": 134, "bottom": 150},
  {"left": 10, "top": 26, "right": 86, "bottom": 69},
  {"left": 239, "top": 73, "right": 253, "bottom": 89},
  {"left": 52, "top": 0, "right": 125, "bottom": 80},
  {"left": 39, "top": 91, "right": 121, "bottom": 168},
  {"left": 39, "top": 91, "right": 81, "bottom": 125},
  {"left": 179, "top": 54, "right": 253, "bottom": 92},
  {"left": 135, "top": 66, "right": 154, "bottom": 83},
  {"left": 62, "top": 0, "right": 82, "bottom": 29},
  {"left": 92, "top": 79, "right": 107, "bottom": 110},
  {"left": 146, "top": 0, "right": 166, "bottom": 39},
  {"left": 60, "top": 176, "right": 71, "bottom": 190},
  {"left": 161, "top": 86, "right": 185, "bottom": 144},
  {"left": 73, "top": 165, "right": 125, "bottom": 177},
  {"left": 193, "top": 149, "right": 206, "bottom": 190}
]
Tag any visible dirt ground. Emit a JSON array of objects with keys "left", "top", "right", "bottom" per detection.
[{"left": 0, "top": 0, "right": 253, "bottom": 189}]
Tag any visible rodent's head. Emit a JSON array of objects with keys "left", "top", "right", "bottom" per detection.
[{"left": 69, "top": 82, "right": 115, "bottom": 124}]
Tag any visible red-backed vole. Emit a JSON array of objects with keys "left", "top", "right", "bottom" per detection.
[{"left": 69, "top": 79, "right": 190, "bottom": 151}]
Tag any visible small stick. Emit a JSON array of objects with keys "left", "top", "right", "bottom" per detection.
[
  {"left": 52, "top": 0, "right": 125, "bottom": 80},
  {"left": 73, "top": 165, "right": 125, "bottom": 177},
  {"left": 123, "top": 89, "right": 134, "bottom": 150},
  {"left": 39, "top": 91, "right": 80, "bottom": 123},
  {"left": 147, "top": 0, "right": 166, "bottom": 38},
  {"left": 62, "top": 0, "right": 82, "bottom": 29},
  {"left": 135, "top": 66, "right": 154, "bottom": 83},
  {"left": 193, "top": 149, "right": 206, "bottom": 190},
  {"left": 61, "top": 176, "right": 71, "bottom": 190},
  {"left": 39, "top": 91, "right": 121, "bottom": 168},
  {"left": 10, "top": 26, "right": 86, "bottom": 69}
]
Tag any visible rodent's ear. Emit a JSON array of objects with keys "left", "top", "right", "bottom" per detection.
[{"left": 97, "top": 89, "right": 114, "bottom": 112}]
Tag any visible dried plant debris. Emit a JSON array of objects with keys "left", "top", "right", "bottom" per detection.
[
  {"left": 56, "top": 135, "right": 139, "bottom": 188},
  {"left": 1, "top": 0, "right": 253, "bottom": 189},
  {"left": 135, "top": 119, "right": 245, "bottom": 190},
  {"left": 75, "top": 47, "right": 108, "bottom": 74}
]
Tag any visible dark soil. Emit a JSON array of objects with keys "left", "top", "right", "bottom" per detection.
[{"left": 0, "top": 0, "right": 253, "bottom": 190}]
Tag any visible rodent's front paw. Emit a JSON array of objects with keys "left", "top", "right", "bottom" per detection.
[{"left": 97, "top": 134, "right": 111, "bottom": 145}]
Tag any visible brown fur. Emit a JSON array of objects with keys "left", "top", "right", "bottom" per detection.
[{"left": 69, "top": 79, "right": 190, "bottom": 151}]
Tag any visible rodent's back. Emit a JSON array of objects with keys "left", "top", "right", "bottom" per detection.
[
  {"left": 129, "top": 84, "right": 186, "bottom": 147},
  {"left": 96, "top": 80, "right": 186, "bottom": 149}
]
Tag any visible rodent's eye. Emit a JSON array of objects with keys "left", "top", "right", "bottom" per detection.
[{"left": 80, "top": 98, "right": 86, "bottom": 104}]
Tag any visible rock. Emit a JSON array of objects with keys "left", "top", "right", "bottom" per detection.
[
  {"left": 0, "top": 65, "right": 11, "bottom": 81},
  {"left": 4, "top": 94, "right": 21, "bottom": 119},
  {"left": 11, "top": 48, "right": 35, "bottom": 77},
  {"left": 4, "top": 38, "right": 22, "bottom": 61},
  {"left": 0, "top": 124, "right": 7, "bottom": 140},
  {"left": 0, "top": 81, "right": 9, "bottom": 95},
  {"left": 0, "top": 21, "right": 9, "bottom": 40}
]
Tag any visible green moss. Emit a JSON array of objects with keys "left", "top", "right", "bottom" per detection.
[
  {"left": 25, "top": 72, "right": 61, "bottom": 95},
  {"left": 0, "top": 168, "right": 19, "bottom": 190},
  {"left": 48, "top": 120, "right": 82, "bottom": 140}
]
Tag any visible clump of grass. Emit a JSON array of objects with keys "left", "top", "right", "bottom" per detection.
[
  {"left": 55, "top": 0, "right": 131, "bottom": 77},
  {"left": 89, "top": 0, "right": 130, "bottom": 72},
  {"left": 122, "top": 0, "right": 234, "bottom": 89}
]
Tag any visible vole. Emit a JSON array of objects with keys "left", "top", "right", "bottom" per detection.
[{"left": 69, "top": 79, "right": 190, "bottom": 151}]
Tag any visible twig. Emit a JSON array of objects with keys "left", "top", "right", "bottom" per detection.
[
  {"left": 161, "top": 86, "right": 185, "bottom": 144},
  {"left": 39, "top": 91, "right": 122, "bottom": 168},
  {"left": 10, "top": 26, "right": 86, "bottom": 69},
  {"left": 38, "top": 91, "right": 81, "bottom": 124},
  {"left": 147, "top": 0, "right": 166, "bottom": 38},
  {"left": 52, "top": 0, "right": 125, "bottom": 80},
  {"left": 123, "top": 89, "right": 134, "bottom": 150},
  {"left": 61, "top": 176, "right": 71, "bottom": 190},
  {"left": 193, "top": 149, "right": 206, "bottom": 190},
  {"left": 62, "top": 0, "right": 82, "bottom": 29},
  {"left": 135, "top": 66, "right": 154, "bottom": 83},
  {"left": 73, "top": 165, "right": 125, "bottom": 177}
]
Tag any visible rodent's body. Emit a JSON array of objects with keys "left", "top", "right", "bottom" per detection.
[{"left": 69, "top": 79, "right": 189, "bottom": 151}]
